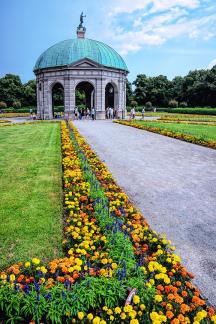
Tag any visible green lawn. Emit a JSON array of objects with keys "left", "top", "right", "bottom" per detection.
[
  {"left": 134, "top": 121, "right": 216, "bottom": 142},
  {"left": 0, "top": 123, "right": 63, "bottom": 269},
  {"left": 129, "top": 112, "right": 216, "bottom": 121},
  {"left": 159, "top": 114, "right": 216, "bottom": 122}
]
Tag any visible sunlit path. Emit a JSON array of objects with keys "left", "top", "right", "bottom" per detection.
[{"left": 74, "top": 119, "right": 216, "bottom": 306}]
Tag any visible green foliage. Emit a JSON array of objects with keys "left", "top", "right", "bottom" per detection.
[
  {"left": 12, "top": 100, "right": 21, "bottom": 109},
  {"left": 52, "top": 83, "right": 64, "bottom": 107},
  {"left": 168, "top": 108, "right": 216, "bottom": 115},
  {"left": 130, "top": 100, "right": 138, "bottom": 107},
  {"left": 75, "top": 89, "right": 86, "bottom": 106},
  {"left": 132, "top": 67, "right": 216, "bottom": 107},
  {"left": 126, "top": 79, "right": 133, "bottom": 105},
  {"left": 0, "top": 101, "right": 7, "bottom": 108},
  {"left": 168, "top": 99, "right": 178, "bottom": 108},
  {"left": 145, "top": 101, "right": 152, "bottom": 108},
  {"left": 179, "top": 101, "right": 188, "bottom": 108},
  {"left": 0, "top": 74, "right": 36, "bottom": 108}
]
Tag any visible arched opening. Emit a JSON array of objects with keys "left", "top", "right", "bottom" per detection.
[
  {"left": 75, "top": 81, "right": 95, "bottom": 117},
  {"left": 105, "top": 83, "right": 118, "bottom": 118},
  {"left": 52, "top": 83, "right": 64, "bottom": 118}
]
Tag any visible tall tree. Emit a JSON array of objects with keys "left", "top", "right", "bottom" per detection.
[
  {"left": 126, "top": 79, "right": 133, "bottom": 105},
  {"left": 0, "top": 74, "right": 23, "bottom": 106}
]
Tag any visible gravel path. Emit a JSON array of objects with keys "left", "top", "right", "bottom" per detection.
[{"left": 74, "top": 120, "right": 216, "bottom": 306}]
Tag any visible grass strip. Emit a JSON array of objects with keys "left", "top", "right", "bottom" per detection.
[
  {"left": 114, "top": 120, "right": 216, "bottom": 149},
  {"left": 0, "top": 123, "right": 63, "bottom": 269}
]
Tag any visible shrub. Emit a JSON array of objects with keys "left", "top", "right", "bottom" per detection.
[
  {"left": 130, "top": 100, "right": 138, "bottom": 107},
  {"left": 0, "top": 101, "right": 7, "bottom": 108},
  {"left": 145, "top": 101, "right": 152, "bottom": 109},
  {"left": 169, "top": 108, "right": 216, "bottom": 115},
  {"left": 12, "top": 100, "right": 21, "bottom": 109},
  {"left": 179, "top": 101, "right": 188, "bottom": 108},
  {"left": 168, "top": 100, "right": 178, "bottom": 108}
]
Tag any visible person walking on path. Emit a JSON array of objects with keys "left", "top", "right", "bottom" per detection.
[
  {"left": 74, "top": 107, "right": 78, "bottom": 120},
  {"left": 131, "top": 107, "right": 136, "bottom": 120},
  {"left": 110, "top": 107, "right": 114, "bottom": 119},
  {"left": 91, "top": 107, "right": 96, "bottom": 120},
  {"left": 141, "top": 107, "right": 145, "bottom": 120},
  {"left": 86, "top": 108, "right": 90, "bottom": 120}
]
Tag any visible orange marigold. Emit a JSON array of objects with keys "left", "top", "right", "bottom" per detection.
[{"left": 166, "top": 311, "right": 174, "bottom": 319}]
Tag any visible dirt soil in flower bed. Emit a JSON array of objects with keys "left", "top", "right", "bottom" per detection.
[{"left": 74, "top": 120, "right": 216, "bottom": 307}]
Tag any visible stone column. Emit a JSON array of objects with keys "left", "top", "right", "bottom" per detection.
[
  {"left": 64, "top": 77, "right": 75, "bottom": 118},
  {"left": 95, "top": 77, "right": 106, "bottom": 119},
  {"left": 36, "top": 79, "right": 42, "bottom": 118}
]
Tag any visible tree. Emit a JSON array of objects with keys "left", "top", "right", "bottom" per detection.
[
  {"left": 23, "top": 80, "right": 36, "bottom": 106},
  {"left": 133, "top": 74, "right": 148, "bottom": 105},
  {"left": 126, "top": 79, "right": 133, "bottom": 106},
  {"left": 0, "top": 74, "right": 23, "bottom": 106}
]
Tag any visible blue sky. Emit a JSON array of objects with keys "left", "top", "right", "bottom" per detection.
[{"left": 1, "top": 0, "right": 216, "bottom": 83}]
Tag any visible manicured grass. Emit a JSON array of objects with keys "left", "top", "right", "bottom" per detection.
[
  {"left": 129, "top": 112, "right": 216, "bottom": 121},
  {"left": 0, "top": 123, "right": 63, "bottom": 269},
  {"left": 134, "top": 120, "right": 216, "bottom": 141},
  {"left": 159, "top": 114, "right": 216, "bottom": 122}
]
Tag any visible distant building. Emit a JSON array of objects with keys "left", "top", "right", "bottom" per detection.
[{"left": 33, "top": 15, "right": 129, "bottom": 119}]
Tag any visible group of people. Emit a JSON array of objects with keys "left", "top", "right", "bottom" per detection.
[
  {"left": 130, "top": 106, "right": 157, "bottom": 120},
  {"left": 105, "top": 106, "right": 116, "bottom": 119},
  {"left": 73, "top": 107, "right": 96, "bottom": 120}
]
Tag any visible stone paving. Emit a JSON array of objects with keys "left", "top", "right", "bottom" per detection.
[{"left": 74, "top": 119, "right": 216, "bottom": 306}]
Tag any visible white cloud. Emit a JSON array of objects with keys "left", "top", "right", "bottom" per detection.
[
  {"left": 208, "top": 58, "right": 216, "bottom": 69},
  {"left": 104, "top": 0, "right": 216, "bottom": 55}
]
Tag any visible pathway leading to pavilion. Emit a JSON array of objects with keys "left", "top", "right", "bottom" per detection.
[{"left": 74, "top": 119, "right": 216, "bottom": 307}]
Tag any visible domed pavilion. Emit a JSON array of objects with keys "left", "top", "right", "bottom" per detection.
[{"left": 34, "top": 14, "right": 129, "bottom": 119}]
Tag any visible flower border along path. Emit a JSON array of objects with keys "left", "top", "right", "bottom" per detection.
[
  {"left": 69, "top": 121, "right": 216, "bottom": 323},
  {"left": 114, "top": 120, "right": 216, "bottom": 150}
]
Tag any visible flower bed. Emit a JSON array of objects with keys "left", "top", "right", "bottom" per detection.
[
  {"left": 114, "top": 120, "right": 216, "bottom": 150},
  {"left": 0, "top": 112, "right": 29, "bottom": 118},
  {"left": 0, "top": 119, "right": 11, "bottom": 123},
  {"left": 1, "top": 121, "right": 215, "bottom": 323}
]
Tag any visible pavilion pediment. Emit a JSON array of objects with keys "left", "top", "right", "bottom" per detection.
[{"left": 70, "top": 58, "right": 102, "bottom": 68}]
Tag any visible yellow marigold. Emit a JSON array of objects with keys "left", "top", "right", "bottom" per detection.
[
  {"left": 114, "top": 307, "right": 121, "bottom": 314},
  {"left": 140, "top": 304, "right": 146, "bottom": 311},
  {"left": 9, "top": 274, "right": 15, "bottom": 282},
  {"left": 32, "top": 258, "right": 40, "bottom": 265},
  {"left": 133, "top": 295, "right": 140, "bottom": 305},
  {"left": 25, "top": 261, "right": 31, "bottom": 268},
  {"left": 75, "top": 258, "right": 82, "bottom": 266},
  {"left": 87, "top": 313, "right": 94, "bottom": 320},
  {"left": 77, "top": 312, "right": 84, "bottom": 320},
  {"left": 110, "top": 315, "right": 114, "bottom": 321},
  {"left": 155, "top": 295, "right": 163, "bottom": 302},
  {"left": 107, "top": 309, "right": 113, "bottom": 315},
  {"left": 120, "top": 312, "right": 127, "bottom": 320},
  {"left": 0, "top": 273, "right": 7, "bottom": 280},
  {"left": 129, "top": 310, "right": 137, "bottom": 319},
  {"left": 130, "top": 320, "right": 139, "bottom": 324},
  {"left": 111, "top": 263, "right": 118, "bottom": 270},
  {"left": 124, "top": 305, "right": 133, "bottom": 313},
  {"left": 93, "top": 317, "right": 101, "bottom": 324},
  {"left": 100, "top": 321, "right": 106, "bottom": 324}
]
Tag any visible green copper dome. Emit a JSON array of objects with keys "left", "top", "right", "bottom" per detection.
[{"left": 34, "top": 38, "right": 128, "bottom": 72}]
